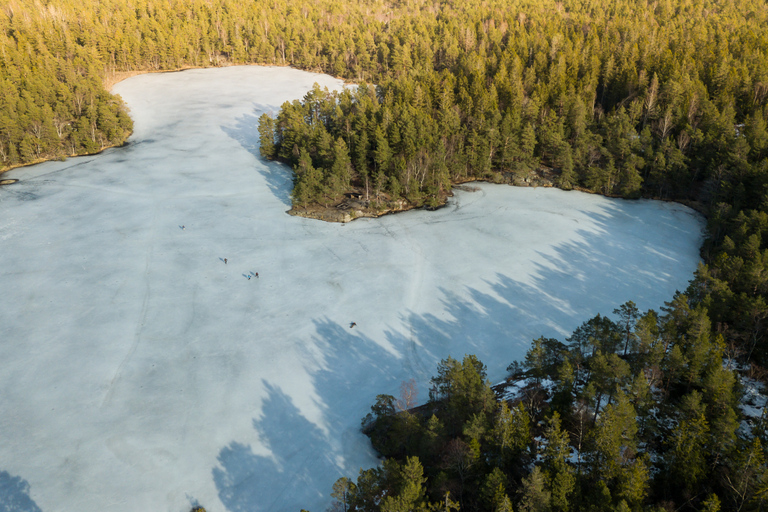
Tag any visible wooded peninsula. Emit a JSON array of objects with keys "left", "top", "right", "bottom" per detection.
[{"left": 3, "top": 0, "right": 768, "bottom": 510}]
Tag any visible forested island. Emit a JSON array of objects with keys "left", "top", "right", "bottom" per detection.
[{"left": 3, "top": 0, "right": 768, "bottom": 510}]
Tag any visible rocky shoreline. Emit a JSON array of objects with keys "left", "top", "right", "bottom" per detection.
[{"left": 288, "top": 167, "right": 558, "bottom": 223}]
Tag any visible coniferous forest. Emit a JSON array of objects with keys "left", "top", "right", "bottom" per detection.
[{"left": 3, "top": 0, "right": 768, "bottom": 510}]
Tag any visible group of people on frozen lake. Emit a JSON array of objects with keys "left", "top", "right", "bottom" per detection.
[{"left": 181, "top": 224, "right": 260, "bottom": 280}]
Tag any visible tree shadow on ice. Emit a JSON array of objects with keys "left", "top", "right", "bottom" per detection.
[
  {"left": 213, "top": 320, "right": 402, "bottom": 512},
  {"left": 221, "top": 105, "right": 293, "bottom": 207},
  {"left": 0, "top": 471, "right": 43, "bottom": 512},
  {"left": 213, "top": 383, "right": 332, "bottom": 512},
  {"left": 532, "top": 203, "right": 698, "bottom": 304},
  {"left": 211, "top": 198, "right": 701, "bottom": 510},
  {"left": 389, "top": 204, "right": 699, "bottom": 381},
  {"left": 385, "top": 277, "right": 578, "bottom": 385}
]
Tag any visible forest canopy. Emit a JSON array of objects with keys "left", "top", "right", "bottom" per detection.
[
  {"left": 338, "top": 307, "right": 768, "bottom": 511},
  {"left": 257, "top": 0, "right": 768, "bottom": 209},
  {"left": 4, "top": 0, "right": 768, "bottom": 183}
]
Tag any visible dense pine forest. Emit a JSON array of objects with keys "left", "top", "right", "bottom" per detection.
[
  {"left": 259, "top": 0, "right": 768, "bottom": 210},
  {"left": 3, "top": 0, "right": 768, "bottom": 510},
  {"left": 337, "top": 306, "right": 766, "bottom": 512}
]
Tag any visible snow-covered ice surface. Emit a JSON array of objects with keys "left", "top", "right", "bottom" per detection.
[{"left": 0, "top": 66, "right": 704, "bottom": 512}]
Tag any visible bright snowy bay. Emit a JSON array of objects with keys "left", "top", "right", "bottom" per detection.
[{"left": 0, "top": 66, "right": 702, "bottom": 512}]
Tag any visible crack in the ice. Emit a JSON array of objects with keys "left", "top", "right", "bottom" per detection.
[{"left": 101, "top": 206, "right": 156, "bottom": 407}]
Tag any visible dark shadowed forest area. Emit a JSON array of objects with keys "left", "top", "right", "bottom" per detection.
[{"left": 3, "top": 0, "right": 768, "bottom": 510}]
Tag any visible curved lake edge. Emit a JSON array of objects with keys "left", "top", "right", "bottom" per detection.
[
  {"left": 289, "top": 175, "right": 707, "bottom": 224},
  {"left": 2, "top": 64, "right": 707, "bottom": 228},
  {"left": 0, "top": 62, "right": 344, "bottom": 177}
]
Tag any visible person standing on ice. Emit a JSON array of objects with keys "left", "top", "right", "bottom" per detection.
[{"left": 224, "top": 258, "right": 227, "bottom": 264}]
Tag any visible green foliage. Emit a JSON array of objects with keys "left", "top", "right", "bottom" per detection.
[
  {"left": 381, "top": 457, "right": 430, "bottom": 512},
  {"left": 517, "top": 466, "right": 550, "bottom": 512},
  {"left": 587, "top": 390, "right": 638, "bottom": 483},
  {"left": 480, "top": 468, "right": 509, "bottom": 511},
  {"left": 343, "top": 309, "right": 762, "bottom": 512},
  {"left": 667, "top": 393, "right": 710, "bottom": 494},
  {"left": 430, "top": 355, "right": 497, "bottom": 435},
  {"left": 331, "top": 477, "right": 356, "bottom": 512},
  {"left": 258, "top": 113, "right": 276, "bottom": 159},
  {"left": 346, "top": 285, "right": 766, "bottom": 512},
  {"left": 246, "top": 0, "right": 768, "bottom": 208},
  {"left": 540, "top": 413, "right": 574, "bottom": 512}
]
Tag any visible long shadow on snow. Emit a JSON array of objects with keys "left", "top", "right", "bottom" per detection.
[
  {"left": 221, "top": 105, "right": 293, "bottom": 207},
  {"left": 213, "top": 383, "right": 330, "bottom": 512},
  {"left": 212, "top": 195, "right": 701, "bottom": 511},
  {"left": 388, "top": 199, "right": 700, "bottom": 381},
  {"left": 0, "top": 471, "right": 43, "bottom": 512},
  {"left": 213, "top": 319, "right": 403, "bottom": 512}
]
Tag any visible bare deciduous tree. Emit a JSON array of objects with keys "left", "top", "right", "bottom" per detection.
[{"left": 396, "top": 378, "right": 418, "bottom": 412}]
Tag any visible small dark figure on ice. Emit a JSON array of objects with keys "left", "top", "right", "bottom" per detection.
[
  {"left": 224, "top": 258, "right": 227, "bottom": 264},
  {"left": 350, "top": 322, "right": 357, "bottom": 328}
]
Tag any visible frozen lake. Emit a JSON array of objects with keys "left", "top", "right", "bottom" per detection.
[{"left": 0, "top": 66, "right": 703, "bottom": 512}]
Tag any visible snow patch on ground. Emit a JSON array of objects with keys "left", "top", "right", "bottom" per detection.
[
  {"left": 0, "top": 66, "right": 704, "bottom": 512},
  {"left": 740, "top": 376, "right": 767, "bottom": 435}
]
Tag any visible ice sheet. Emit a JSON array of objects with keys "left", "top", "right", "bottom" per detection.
[{"left": 0, "top": 66, "right": 703, "bottom": 512}]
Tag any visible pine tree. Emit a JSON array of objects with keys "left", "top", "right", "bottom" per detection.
[
  {"left": 667, "top": 392, "right": 709, "bottom": 494},
  {"left": 330, "top": 477, "right": 356, "bottom": 512},
  {"left": 541, "top": 413, "right": 574, "bottom": 512},
  {"left": 381, "top": 457, "right": 430, "bottom": 512},
  {"left": 258, "top": 113, "right": 276, "bottom": 158},
  {"left": 518, "top": 466, "right": 551, "bottom": 512}
]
